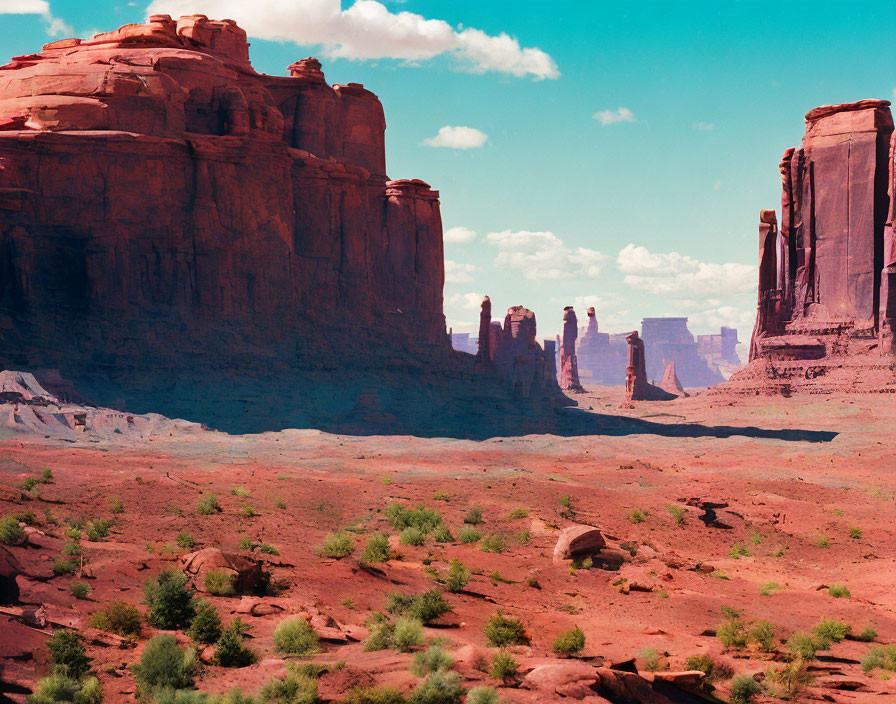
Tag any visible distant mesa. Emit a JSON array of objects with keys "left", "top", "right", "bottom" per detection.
[{"left": 725, "top": 98, "right": 896, "bottom": 394}]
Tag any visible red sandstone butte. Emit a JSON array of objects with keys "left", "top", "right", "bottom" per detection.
[
  {"left": 559, "top": 306, "right": 585, "bottom": 392},
  {"left": 728, "top": 98, "right": 896, "bottom": 394}
]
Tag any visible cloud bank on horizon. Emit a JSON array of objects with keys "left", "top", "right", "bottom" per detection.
[{"left": 144, "top": 0, "right": 559, "bottom": 80}]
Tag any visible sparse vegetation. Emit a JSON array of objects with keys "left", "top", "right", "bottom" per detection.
[
  {"left": 63, "top": 541, "right": 82, "bottom": 556},
  {"left": 717, "top": 609, "right": 748, "bottom": 651},
  {"left": 385, "top": 589, "right": 452, "bottom": 624},
  {"left": 729, "top": 674, "right": 761, "bottom": 704},
  {"left": 176, "top": 532, "right": 197, "bottom": 549},
  {"left": 47, "top": 630, "right": 91, "bottom": 680},
  {"left": 386, "top": 504, "right": 443, "bottom": 534},
  {"left": 361, "top": 533, "right": 391, "bottom": 563},
  {"left": 231, "top": 487, "right": 250, "bottom": 497},
  {"left": 343, "top": 686, "right": 408, "bottom": 704},
  {"left": 552, "top": 625, "right": 585, "bottom": 657},
  {"left": 484, "top": 611, "right": 527, "bottom": 647},
  {"left": 411, "top": 645, "right": 454, "bottom": 676},
  {"left": 432, "top": 492, "right": 449, "bottom": 502},
  {"left": 748, "top": 620, "right": 777, "bottom": 652},
  {"left": 143, "top": 570, "right": 196, "bottom": 629},
  {"left": 320, "top": 531, "right": 355, "bottom": 558},
  {"left": 445, "top": 559, "right": 470, "bottom": 593},
  {"left": 786, "top": 632, "right": 817, "bottom": 660},
  {"left": 862, "top": 644, "right": 896, "bottom": 673},
  {"left": 853, "top": 625, "right": 877, "bottom": 642},
  {"left": 408, "top": 671, "right": 464, "bottom": 704},
  {"left": 813, "top": 618, "right": 850, "bottom": 648},
  {"left": 765, "top": 658, "right": 813, "bottom": 699},
  {"left": 466, "top": 687, "right": 500, "bottom": 704},
  {"left": 89, "top": 600, "right": 142, "bottom": 637},
  {"left": 197, "top": 493, "right": 221, "bottom": 515},
  {"left": 188, "top": 600, "right": 222, "bottom": 645},
  {"left": 489, "top": 651, "right": 519, "bottom": 682},
  {"left": 506, "top": 508, "right": 528, "bottom": 519},
  {"left": 684, "top": 655, "right": 732, "bottom": 689},
  {"left": 458, "top": 526, "right": 481, "bottom": 544},
  {"left": 27, "top": 674, "right": 102, "bottom": 704},
  {"left": 759, "top": 582, "right": 779, "bottom": 596},
  {"left": 849, "top": 527, "right": 862, "bottom": 539},
  {"left": 85, "top": 518, "right": 113, "bottom": 542},
  {"left": 393, "top": 617, "right": 425, "bottom": 652},
  {"left": 0, "top": 515, "right": 26, "bottom": 545},
  {"left": 479, "top": 533, "right": 505, "bottom": 553},
  {"left": 432, "top": 525, "right": 453, "bottom": 543},
  {"left": 215, "top": 618, "right": 256, "bottom": 668},
  {"left": 108, "top": 497, "right": 124, "bottom": 514},
  {"left": 131, "top": 634, "right": 196, "bottom": 698},
  {"left": 70, "top": 582, "right": 90, "bottom": 600},
  {"left": 666, "top": 504, "right": 685, "bottom": 525},
  {"left": 53, "top": 557, "right": 79, "bottom": 576},
  {"left": 828, "top": 584, "right": 851, "bottom": 598},
  {"left": 729, "top": 542, "right": 750, "bottom": 558},
  {"left": 261, "top": 671, "right": 318, "bottom": 704},
  {"left": 627, "top": 508, "right": 648, "bottom": 524},
  {"left": 639, "top": 648, "right": 666, "bottom": 673},
  {"left": 463, "top": 506, "right": 484, "bottom": 525},
  {"left": 814, "top": 535, "right": 830, "bottom": 548},
  {"left": 273, "top": 617, "right": 320, "bottom": 655},
  {"left": 400, "top": 526, "right": 426, "bottom": 546},
  {"left": 204, "top": 569, "right": 237, "bottom": 597}
]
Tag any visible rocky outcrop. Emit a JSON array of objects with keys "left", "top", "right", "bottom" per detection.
[
  {"left": 640, "top": 318, "right": 725, "bottom": 387},
  {"left": 559, "top": 307, "right": 585, "bottom": 392},
  {"left": 658, "top": 361, "right": 687, "bottom": 398},
  {"left": 625, "top": 332, "right": 675, "bottom": 402},
  {"left": 0, "top": 17, "right": 568, "bottom": 433},
  {"left": 728, "top": 99, "right": 896, "bottom": 394}
]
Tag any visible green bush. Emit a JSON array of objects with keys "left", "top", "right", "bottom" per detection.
[
  {"left": 445, "top": 560, "right": 470, "bottom": 593},
  {"left": 666, "top": 504, "right": 685, "bottom": 525},
  {"left": 261, "top": 673, "right": 318, "bottom": 704},
  {"left": 131, "top": 635, "right": 196, "bottom": 698},
  {"left": 717, "top": 616, "right": 747, "bottom": 651},
  {"left": 386, "top": 504, "right": 443, "bottom": 534},
  {"left": 20, "top": 476, "right": 38, "bottom": 492},
  {"left": 12, "top": 510, "right": 36, "bottom": 525},
  {"left": 215, "top": 619, "right": 256, "bottom": 668},
  {"left": 53, "top": 558, "right": 80, "bottom": 576},
  {"left": 408, "top": 671, "right": 464, "bottom": 704},
  {"left": 862, "top": 644, "right": 896, "bottom": 673},
  {"left": 484, "top": 611, "right": 527, "bottom": 647},
  {"left": 363, "top": 619, "right": 396, "bottom": 652},
  {"left": 729, "top": 542, "right": 750, "bottom": 558},
  {"left": 204, "top": 570, "right": 236, "bottom": 597},
  {"left": 321, "top": 531, "right": 355, "bottom": 558},
  {"left": 144, "top": 570, "right": 196, "bottom": 629},
  {"left": 786, "top": 632, "right": 817, "bottom": 660},
  {"left": 479, "top": 534, "right": 504, "bottom": 554},
  {"left": 64, "top": 541, "right": 82, "bottom": 556},
  {"left": 854, "top": 625, "right": 877, "bottom": 642},
  {"left": 466, "top": 687, "right": 500, "bottom": 704},
  {"left": 85, "top": 519, "right": 113, "bottom": 542},
  {"left": 458, "top": 526, "right": 481, "bottom": 544},
  {"left": 47, "top": 631, "right": 91, "bottom": 680},
  {"left": 343, "top": 686, "right": 408, "bottom": 704},
  {"left": 748, "top": 621, "right": 776, "bottom": 652},
  {"left": 70, "top": 582, "right": 90, "bottom": 600},
  {"left": 627, "top": 509, "right": 647, "bottom": 524},
  {"left": 432, "top": 525, "right": 453, "bottom": 543},
  {"left": 361, "top": 533, "right": 391, "bottom": 563},
  {"left": 813, "top": 619, "right": 850, "bottom": 648},
  {"left": 393, "top": 617, "right": 424, "bottom": 653},
  {"left": 489, "top": 651, "right": 519, "bottom": 681},
  {"left": 197, "top": 494, "right": 221, "bottom": 516},
  {"left": 400, "top": 527, "right": 426, "bottom": 547},
  {"left": 231, "top": 487, "right": 250, "bottom": 497},
  {"left": 463, "top": 506, "right": 483, "bottom": 525},
  {"left": 89, "top": 600, "right": 142, "bottom": 637},
  {"left": 639, "top": 648, "right": 666, "bottom": 673},
  {"left": 683, "top": 654, "right": 731, "bottom": 687},
  {"left": 176, "top": 533, "right": 197, "bottom": 550},
  {"left": 764, "top": 658, "right": 813, "bottom": 700},
  {"left": 41, "top": 467, "right": 54, "bottom": 483},
  {"left": 27, "top": 674, "right": 102, "bottom": 704},
  {"left": 0, "top": 515, "right": 25, "bottom": 545},
  {"left": 386, "top": 590, "right": 452, "bottom": 624},
  {"left": 552, "top": 625, "right": 585, "bottom": 656},
  {"left": 506, "top": 508, "right": 528, "bottom": 520},
  {"left": 828, "top": 584, "right": 851, "bottom": 599},
  {"left": 411, "top": 646, "right": 454, "bottom": 676},
  {"left": 188, "top": 600, "right": 222, "bottom": 645},
  {"left": 729, "top": 674, "right": 761, "bottom": 704},
  {"left": 273, "top": 617, "right": 319, "bottom": 655},
  {"left": 258, "top": 543, "right": 278, "bottom": 555},
  {"left": 108, "top": 497, "right": 124, "bottom": 515}
]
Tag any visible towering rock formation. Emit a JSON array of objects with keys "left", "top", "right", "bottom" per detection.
[
  {"left": 559, "top": 307, "right": 585, "bottom": 392},
  {"left": 659, "top": 361, "right": 687, "bottom": 398},
  {"left": 731, "top": 99, "right": 896, "bottom": 393},
  {"left": 0, "top": 16, "right": 568, "bottom": 431},
  {"left": 625, "top": 331, "right": 676, "bottom": 403},
  {"left": 478, "top": 296, "right": 492, "bottom": 361}
]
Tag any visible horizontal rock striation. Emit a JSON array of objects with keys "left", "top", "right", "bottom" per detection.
[{"left": 0, "top": 16, "right": 566, "bottom": 433}]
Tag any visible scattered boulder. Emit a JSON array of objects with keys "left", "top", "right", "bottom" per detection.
[
  {"left": 553, "top": 525, "right": 607, "bottom": 564},
  {"left": 181, "top": 548, "right": 262, "bottom": 595},
  {"left": 522, "top": 661, "right": 598, "bottom": 699}
]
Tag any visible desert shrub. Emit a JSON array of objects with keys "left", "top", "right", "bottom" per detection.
[
  {"left": 204, "top": 570, "right": 236, "bottom": 597},
  {"left": 814, "top": 535, "right": 830, "bottom": 548},
  {"left": 639, "top": 648, "right": 666, "bottom": 673},
  {"left": 432, "top": 492, "right": 449, "bottom": 502},
  {"left": 240, "top": 503, "right": 256, "bottom": 518},
  {"left": 786, "top": 632, "right": 817, "bottom": 660},
  {"left": 64, "top": 541, "right": 82, "bottom": 556},
  {"left": 393, "top": 617, "right": 425, "bottom": 653},
  {"left": 684, "top": 655, "right": 732, "bottom": 687},
  {"left": 813, "top": 619, "right": 850, "bottom": 648},
  {"left": 386, "top": 504, "right": 443, "bottom": 534},
  {"left": 144, "top": 570, "right": 196, "bottom": 629},
  {"left": 89, "top": 600, "right": 142, "bottom": 637},
  {"left": 20, "top": 476, "right": 38, "bottom": 492},
  {"left": 729, "top": 542, "right": 750, "bottom": 558},
  {"left": 47, "top": 631, "right": 91, "bottom": 680},
  {"left": 231, "top": 487, "right": 250, "bottom": 497},
  {"left": 466, "top": 688, "right": 500, "bottom": 704},
  {"left": 273, "top": 617, "right": 319, "bottom": 655},
  {"left": 363, "top": 619, "right": 395, "bottom": 652},
  {"left": 320, "top": 531, "right": 355, "bottom": 558},
  {"left": 730, "top": 674, "right": 761, "bottom": 704},
  {"left": 489, "top": 651, "right": 519, "bottom": 681},
  {"left": 85, "top": 519, "right": 113, "bottom": 542},
  {"left": 764, "top": 658, "right": 813, "bottom": 700},
  {"left": 463, "top": 506, "right": 483, "bottom": 525},
  {"left": 258, "top": 543, "right": 278, "bottom": 555},
  {"left": 748, "top": 621, "right": 777, "bottom": 652},
  {"left": 0, "top": 515, "right": 25, "bottom": 545},
  {"left": 666, "top": 504, "right": 685, "bottom": 525},
  {"left": 70, "top": 582, "right": 90, "bottom": 600},
  {"left": 196, "top": 494, "right": 221, "bottom": 516},
  {"left": 506, "top": 508, "right": 528, "bottom": 520},
  {"left": 400, "top": 527, "right": 426, "bottom": 547},
  {"left": 41, "top": 467, "right": 53, "bottom": 483},
  {"left": 188, "top": 600, "right": 222, "bottom": 645},
  {"left": 759, "top": 582, "right": 779, "bottom": 596},
  {"left": 131, "top": 635, "right": 196, "bottom": 697},
  {"left": 343, "top": 686, "right": 408, "bottom": 704},
  {"left": 361, "top": 533, "right": 391, "bottom": 563},
  {"left": 154, "top": 689, "right": 256, "bottom": 704},
  {"left": 432, "top": 525, "right": 453, "bottom": 543},
  {"left": 458, "top": 526, "right": 481, "bottom": 544},
  {"left": 862, "top": 644, "right": 896, "bottom": 673},
  {"left": 65, "top": 526, "right": 82, "bottom": 541},
  {"left": 849, "top": 527, "right": 862, "bottom": 539},
  {"left": 176, "top": 533, "right": 197, "bottom": 550},
  {"left": 215, "top": 619, "right": 256, "bottom": 668},
  {"left": 854, "top": 625, "right": 877, "bottom": 642},
  {"left": 27, "top": 674, "right": 102, "bottom": 704},
  {"left": 13, "top": 510, "right": 36, "bottom": 525},
  {"left": 479, "top": 534, "right": 504, "bottom": 554},
  {"left": 108, "top": 497, "right": 124, "bottom": 514},
  {"left": 717, "top": 617, "right": 747, "bottom": 651},
  {"left": 445, "top": 560, "right": 470, "bottom": 593},
  {"left": 411, "top": 646, "right": 454, "bottom": 676},
  {"left": 408, "top": 671, "right": 464, "bottom": 704},
  {"left": 53, "top": 558, "right": 79, "bottom": 576},
  {"left": 386, "top": 590, "right": 452, "bottom": 624},
  {"left": 552, "top": 626, "right": 585, "bottom": 657},
  {"left": 261, "top": 672, "right": 317, "bottom": 704},
  {"left": 484, "top": 612, "right": 527, "bottom": 647},
  {"left": 627, "top": 509, "right": 647, "bottom": 524},
  {"left": 828, "top": 584, "right": 851, "bottom": 599}
]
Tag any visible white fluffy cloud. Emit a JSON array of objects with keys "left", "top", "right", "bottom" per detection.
[
  {"left": 444, "top": 260, "right": 476, "bottom": 284},
  {"left": 145, "top": 0, "right": 559, "bottom": 79},
  {"left": 617, "top": 243, "right": 756, "bottom": 298},
  {"left": 443, "top": 226, "right": 476, "bottom": 243},
  {"left": 422, "top": 126, "right": 488, "bottom": 149},
  {"left": 693, "top": 121, "right": 714, "bottom": 131},
  {"left": 593, "top": 107, "right": 635, "bottom": 126},
  {"left": 0, "top": 0, "right": 72, "bottom": 35},
  {"left": 486, "top": 230, "right": 607, "bottom": 281},
  {"left": 445, "top": 292, "right": 483, "bottom": 310}
]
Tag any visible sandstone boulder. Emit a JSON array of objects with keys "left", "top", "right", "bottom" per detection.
[
  {"left": 553, "top": 525, "right": 607, "bottom": 564},
  {"left": 181, "top": 548, "right": 261, "bottom": 595}
]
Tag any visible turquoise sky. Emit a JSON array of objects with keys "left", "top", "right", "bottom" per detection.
[{"left": 2, "top": 0, "right": 895, "bottom": 347}]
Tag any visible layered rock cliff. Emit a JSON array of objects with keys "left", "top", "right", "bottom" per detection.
[{"left": 0, "top": 15, "right": 566, "bottom": 432}]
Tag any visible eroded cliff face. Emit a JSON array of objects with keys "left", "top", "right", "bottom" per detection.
[{"left": 0, "top": 15, "right": 565, "bottom": 433}]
